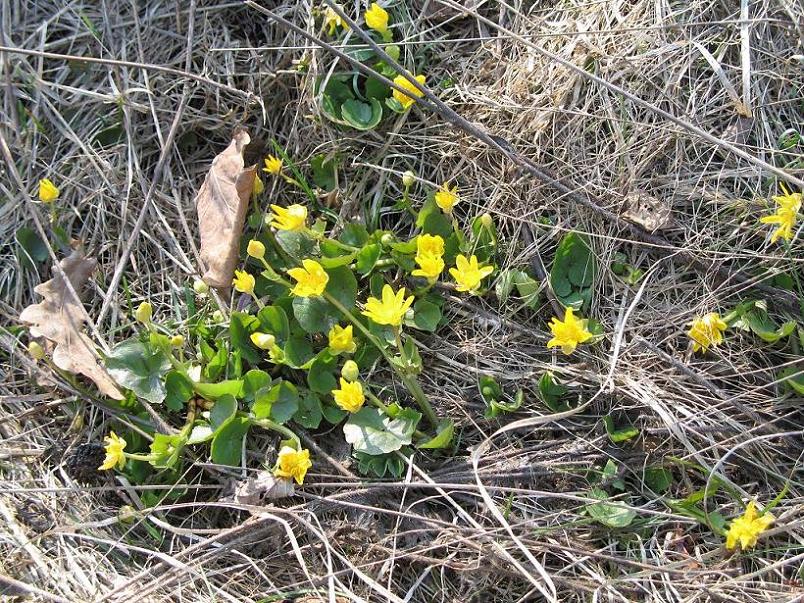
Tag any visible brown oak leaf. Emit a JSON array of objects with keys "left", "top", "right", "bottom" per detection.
[
  {"left": 20, "top": 250, "right": 123, "bottom": 399},
  {"left": 195, "top": 130, "right": 257, "bottom": 288}
]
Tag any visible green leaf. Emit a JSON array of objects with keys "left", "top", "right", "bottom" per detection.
[
  {"left": 319, "top": 251, "right": 358, "bottom": 268},
  {"left": 603, "top": 415, "right": 640, "bottom": 443},
  {"left": 322, "top": 403, "right": 347, "bottom": 425},
  {"left": 778, "top": 366, "right": 804, "bottom": 395},
  {"left": 106, "top": 338, "right": 171, "bottom": 404},
  {"left": 341, "top": 98, "right": 383, "bottom": 131},
  {"left": 294, "top": 393, "right": 324, "bottom": 429},
  {"left": 203, "top": 345, "right": 227, "bottom": 381},
  {"left": 356, "top": 243, "right": 381, "bottom": 275},
  {"left": 253, "top": 381, "right": 299, "bottom": 423},
  {"left": 149, "top": 433, "right": 186, "bottom": 469},
  {"left": 230, "top": 311, "right": 260, "bottom": 364},
  {"left": 311, "top": 154, "right": 338, "bottom": 191},
  {"left": 16, "top": 227, "right": 48, "bottom": 268},
  {"left": 343, "top": 407, "right": 421, "bottom": 455},
  {"left": 364, "top": 77, "right": 390, "bottom": 100},
  {"left": 257, "top": 305, "right": 290, "bottom": 343},
  {"left": 308, "top": 353, "right": 338, "bottom": 394},
  {"left": 164, "top": 371, "right": 193, "bottom": 412},
  {"left": 484, "top": 389, "right": 524, "bottom": 418},
  {"left": 745, "top": 310, "right": 796, "bottom": 343},
  {"left": 193, "top": 380, "right": 244, "bottom": 399},
  {"left": 410, "top": 298, "right": 441, "bottom": 332},
  {"left": 586, "top": 487, "right": 636, "bottom": 528},
  {"left": 644, "top": 466, "right": 672, "bottom": 493},
  {"left": 537, "top": 371, "right": 570, "bottom": 412},
  {"left": 211, "top": 416, "right": 250, "bottom": 466},
  {"left": 283, "top": 334, "right": 315, "bottom": 367},
  {"left": 210, "top": 394, "right": 238, "bottom": 431},
  {"left": 417, "top": 197, "right": 453, "bottom": 239},
  {"left": 187, "top": 424, "right": 213, "bottom": 445},
  {"left": 243, "top": 369, "right": 272, "bottom": 405},
  {"left": 325, "top": 265, "right": 358, "bottom": 308},
  {"left": 494, "top": 269, "right": 541, "bottom": 309},
  {"left": 340, "top": 224, "right": 369, "bottom": 247},
  {"left": 550, "top": 232, "right": 596, "bottom": 310},
  {"left": 292, "top": 296, "right": 337, "bottom": 335},
  {"left": 418, "top": 420, "right": 454, "bottom": 449},
  {"left": 355, "top": 450, "right": 407, "bottom": 478},
  {"left": 274, "top": 230, "right": 315, "bottom": 262},
  {"left": 479, "top": 375, "right": 504, "bottom": 405}
]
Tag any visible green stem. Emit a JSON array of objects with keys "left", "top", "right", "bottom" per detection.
[
  {"left": 323, "top": 292, "right": 438, "bottom": 426},
  {"left": 308, "top": 229, "right": 359, "bottom": 252},
  {"left": 251, "top": 416, "right": 301, "bottom": 448}
]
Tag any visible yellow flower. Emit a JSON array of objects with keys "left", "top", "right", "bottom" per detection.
[
  {"left": 726, "top": 501, "right": 774, "bottom": 551},
  {"left": 273, "top": 446, "right": 312, "bottom": 485},
  {"left": 268, "top": 204, "right": 307, "bottom": 231},
  {"left": 250, "top": 332, "right": 276, "bottom": 350},
  {"left": 364, "top": 2, "right": 389, "bottom": 35},
  {"left": 392, "top": 73, "right": 426, "bottom": 109},
  {"left": 434, "top": 182, "right": 459, "bottom": 212},
  {"left": 362, "top": 284, "right": 414, "bottom": 327},
  {"left": 760, "top": 184, "right": 801, "bottom": 243},
  {"left": 247, "top": 239, "right": 265, "bottom": 259},
  {"left": 687, "top": 312, "right": 728, "bottom": 353},
  {"left": 449, "top": 254, "right": 493, "bottom": 293},
  {"left": 328, "top": 324, "right": 356, "bottom": 354},
  {"left": 323, "top": 4, "right": 347, "bottom": 35},
  {"left": 332, "top": 378, "right": 365, "bottom": 412},
  {"left": 546, "top": 307, "right": 593, "bottom": 355},
  {"left": 263, "top": 155, "right": 283, "bottom": 175},
  {"left": 232, "top": 270, "right": 255, "bottom": 295},
  {"left": 252, "top": 175, "right": 264, "bottom": 198},
  {"left": 38, "top": 178, "right": 60, "bottom": 203},
  {"left": 411, "top": 234, "right": 445, "bottom": 280},
  {"left": 287, "top": 259, "right": 329, "bottom": 297},
  {"left": 135, "top": 302, "right": 152, "bottom": 324},
  {"left": 169, "top": 335, "right": 184, "bottom": 347},
  {"left": 99, "top": 431, "right": 127, "bottom": 471}
]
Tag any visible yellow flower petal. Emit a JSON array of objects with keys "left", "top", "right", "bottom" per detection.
[
  {"left": 332, "top": 378, "right": 365, "bottom": 412},
  {"left": 287, "top": 259, "right": 329, "bottom": 297},
  {"left": 725, "top": 501, "right": 774, "bottom": 551},
  {"left": 362, "top": 284, "right": 413, "bottom": 326},
  {"left": 328, "top": 324, "right": 356, "bottom": 354},
  {"left": 268, "top": 204, "right": 307, "bottom": 231},
  {"left": 99, "top": 431, "right": 127, "bottom": 471},
  {"left": 546, "top": 307, "right": 593, "bottom": 356},
  {"left": 38, "top": 178, "right": 59, "bottom": 203},
  {"left": 434, "top": 182, "right": 459, "bottom": 212},
  {"left": 232, "top": 270, "right": 255, "bottom": 295},
  {"left": 449, "top": 254, "right": 493, "bottom": 293},
  {"left": 364, "top": 2, "right": 389, "bottom": 34},
  {"left": 392, "top": 73, "right": 426, "bottom": 109},
  {"left": 687, "top": 312, "right": 728, "bottom": 354},
  {"left": 273, "top": 446, "right": 312, "bottom": 485},
  {"left": 263, "top": 155, "right": 283, "bottom": 175}
]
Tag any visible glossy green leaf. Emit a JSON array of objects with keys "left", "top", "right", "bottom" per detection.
[
  {"left": 308, "top": 353, "right": 338, "bottom": 394},
  {"left": 230, "top": 311, "right": 260, "bottom": 364},
  {"left": 341, "top": 98, "right": 382, "bottom": 131},
  {"left": 106, "top": 338, "right": 171, "bottom": 404},
  {"left": 257, "top": 305, "right": 290, "bottom": 343},
  {"left": 211, "top": 416, "right": 249, "bottom": 466},
  {"left": 193, "top": 380, "right": 244, "bottom": 399},
  {"left": 537, "top": 371, "right": 570, "bottom": 412},
  {"left": 164, "top": 371, "right": 193, "bottom": 412},
  {"left": 356, "top": 243, "right": 381, "bottom": 275},
  {"left": 294, "top": 392, "right": 324, "bottom": 429},
  {"left": 283, "top": 334, "right": 315, "bottom": 367},
  {"left": 253, "top": 381, "right": 299, "bottom": 424},
  {"left": 311, "top": 154, "right": 338, "bottom": 191},
  {"left": 210, "top": 394, "right": 238, "bottom": 432},
  {"left": 550, "top": 232, "right": 595, "bottom": 310},
  {"left": 343, "top": 407, "right": 421, "bottom": 455},
  {"left": 410, "top": 298, "right": 441, "bottom": 332}
]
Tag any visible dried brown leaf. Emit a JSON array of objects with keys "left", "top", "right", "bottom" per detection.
[
  {"left": 621, "top": 191, "right": 672, "bottom": 232},
  {"left": 19, "top": 250, "right": 123, "bottom": 399},
  {"left": 195, "top": 130, "right": 257, "bottom": 288},
  {"left": 231, "top": 470, "right": 295, "bottom": 505}
]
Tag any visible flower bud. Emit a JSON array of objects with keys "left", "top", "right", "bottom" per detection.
[
  {"left": 212, "top": 310, "right": 224, "bottom": 323},
  {"left": 193, "top": 279, "right": 209, "bottom": 295},
  {"left": 380, "top": 233, "right": 394, "bottom": 247},
  {"left": 250, "top": 332, "right": 276, "bottom": 350},
  {"left": 479, "top": 212, "right": 493, "bottom": 228},
  {"left": 27, "top": 340, "right": 45, "bottom": 361},
  {"left": 402, "top": 170, "right": 416, "bottom": 187},
  {"left": 341, "top": 360, "right": 359, "bottom": 382},
  {"left": 118, "top": 505, "right": 138, "bottom": 525},
  {"left": 170, "top": 335, "right": 185, "bottom": 347},
  {"left": 135, "top": 302, "right": 152, "bottom": 324},
  {"left": 247, "top": 240, "right": 265, "bottom": 259},
  {"left": 252, "top": 174, "right": 264, "bottom": 197}
]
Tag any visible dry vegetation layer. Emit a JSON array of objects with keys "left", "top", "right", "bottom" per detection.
[{"left": 1, "top": 1, "right": 803, "bottom": 602}]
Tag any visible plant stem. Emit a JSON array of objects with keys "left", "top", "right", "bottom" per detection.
[
  {"left": 324, "top": 292, "right": 439, "bottom": 426},
  {"left": 251, "top": 416, "right": 301, "bottom": 448}
]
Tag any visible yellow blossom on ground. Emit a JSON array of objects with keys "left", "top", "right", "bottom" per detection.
[
  {"left": 247, "top": 240, "right": 265, "bottom": 259},
  {"left": 449, "top": 254, "right": 493, "bottom": 293},
  {"left": 323, "top": 4, "right": 347, "bottom": 35},
  {"left": 250, "top": 332, "right": 276, "bottom": 350},
  {"left": 263, "top": 155, "right": 283, "bottom": 175},
  {"left": 434, "top": 182, "right": 459, "bottom": 212},
  {"left": 726, "top": 501, "right": 774, "bottom": 551},
  {"left": 273, "top": 446, "right": 312, "bottom": 485},
  {"left": 252, "top": 174, "right": 264, "bottom": 197},
  {"left": 99, "top": 431, "right": 127, "bottom": 471},
  {"left": 392, "top": 73, "right": 426, "bottom": 109},
  {"left": 687, "top": 312, "right": 728, "bottom": 353},
  {"left": 232, "top": 270, "right": 255, "bottom": 295},
  {"left": 135, "top": 302, "right": 152, "bottom": 324},
  {"left": 27, "top": 341, "right": 45, "bottom": 361},
  {"left": 411, "top": 233, "right": 445, "bottom": 279},
  {"left": 287, "top": 259, "right": 329, "bottom": 297},
  {"left": 760, "top": 184, "right": 801, "bottom": 243},
  {"left": 38, "top": 178, "right": 59, "bottom": 203},
  {"left": 332, "top": 378, "right": 365, "bottom": 413},
  {"left": 364, "top": 2, "right": 388, "bottom": 35},
  {"left": 328, "top": 324, "right": 356, "bottom": 354},
  {"left": 362, "top": 284, "right": 414, "bottom": 327},
  {"left": 546, "top": 307, "right": 593, "bottom": 355},
  {"left": 268, "top": 204, "right": 307, "bottom": 231}
]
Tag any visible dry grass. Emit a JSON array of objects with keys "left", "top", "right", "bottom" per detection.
[{"left": 1, "top": 0, "right": 803, "bottom": 601}]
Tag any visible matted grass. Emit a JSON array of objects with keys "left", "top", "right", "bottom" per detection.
[{"left": 1, "top": 1, "right": 802, "bottom": 601}]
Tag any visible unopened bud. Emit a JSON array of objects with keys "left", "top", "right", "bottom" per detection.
[
  {"left": 479, "top": 212, "right": 493, "bottom": 228},
  {"left": 380, "top": 233, "right": 394, "bottom": 247},
  {"left": 135, "top": 302, "right": 152, "bottom": 324},
  {"left": 193, "top": 279, "right": 209, "bottom": 295},
  {"left": 118, "top": 505, "right": 138, "bottom": 525},
  {"left": 250, "top": 332, "right": 276, "bottom": 350},
  {"left": 212, "top": 310, "right": 224, "bottom": 323},
  {"left": 341, "top": 360, "right": 360, "bottom": 382},
  {"left": 27, "top": 341, "right": 45, "bottom": 361},
  {"left": 170, "top": 335, "right": 185, "bottom": 347},
  {"left": 247, "top": 240, "right": 265, "bottom": 260},
  {"left": 402, "top": 170, "right": 416, "bottom": 187}
]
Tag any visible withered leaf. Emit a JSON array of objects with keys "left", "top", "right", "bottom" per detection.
[
  {"left": 621, "top": 191, "right": 672, "bottom": 232},
  {"left": 19, "top": 250, "right": 123, "bottom": 399},
  {"left": 195, "top": 130, "right": 257, "bottom": 288},
  {"left": 231, "top": 470, "right": 295, "bottom": 506}
]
